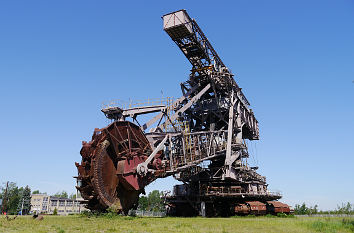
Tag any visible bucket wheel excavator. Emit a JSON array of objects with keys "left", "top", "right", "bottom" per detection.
[{"left": 75, "top": 10, "right": 291, "bottom": 216}]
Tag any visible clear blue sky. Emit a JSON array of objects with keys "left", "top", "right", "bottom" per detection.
[{"left": 0, "top": 0, "right": 353, "bottom": 210}]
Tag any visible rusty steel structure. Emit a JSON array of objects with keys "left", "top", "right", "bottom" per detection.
[{"left": 75, "top": 10, "right": 291, "bottom": 216}]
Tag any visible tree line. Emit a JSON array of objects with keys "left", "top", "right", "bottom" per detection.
[
  {"left": 294, "top": 202, "right": 354, "bottom": 215},
  {"left": 0, "top": 182, "right": 77, "bottom": 215},
  {"left": 0, "top": 182, "right": 31, "bottom": 215},
  {"left": 1, "top": 182, "right": 352, "bottom": 215},
  {"left": 137, "top": 190, "right": 165, "bottom": 212},
  {"left": 136, "top": 192, "right": 354, "bottom": 215}
]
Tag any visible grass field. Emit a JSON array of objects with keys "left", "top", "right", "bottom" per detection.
[{"left": 0, "top": 215, "right": 353, "bottom": 233}]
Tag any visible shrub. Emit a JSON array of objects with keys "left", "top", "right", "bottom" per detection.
[{"left": 277, "top": 213, "right": 288, "bottom": 218}]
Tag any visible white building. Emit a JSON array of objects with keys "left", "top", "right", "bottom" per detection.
[{"left": 30, "top": 194, "right": 87, "bottom": 215}]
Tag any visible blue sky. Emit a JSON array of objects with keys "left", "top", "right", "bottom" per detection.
[{"left": 0, "top": 0, "right": 353, "bottom": 210}]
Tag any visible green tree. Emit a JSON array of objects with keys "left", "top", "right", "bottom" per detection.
[
  {"left": 1, "top": 182, "right": 22, "bottom": 215},
  {"left": 294, "top": 203, "right": 309, "bottom": 215},
  {"left": 138, "top": 196, "right": 148, "bottom": 211},
  {"left": 336, "top": 202, "right": 353, "bottom": 214},
  {"left": 69, "top": 193, "right": 76, "bottom": 200},
  {"left": 147, "top": 190, "right": 164, "bottom": 212},
  {"left": 32, "top": 190, "right": 40, "bottom": 194},
  {"left": 0, "top": 183, "right": 5, "bottom": 212},
  {"left": 310, "top": 204, "right": 318, "bottom": 215},
  {"left": 294, "top": 203, "right": 318, "bottom": 215},
  {"left": 17, "top": 185, "right": 31, "bottom": 215},
  {"left": 53, "top": 191, "right": 68, "bottom": 198},
  {"left": 1, "top": 183, "right": 33, "bottom": 215},
  {"left": 53, "top": 208, "right": 58, "bottom": 215},
  {"left": 16, "top": 188, "right": 24, "bottom": 214}
]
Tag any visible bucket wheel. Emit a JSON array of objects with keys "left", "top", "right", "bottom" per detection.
[{"left": 76, "top": 121, "right": 152, "bottom": 214}]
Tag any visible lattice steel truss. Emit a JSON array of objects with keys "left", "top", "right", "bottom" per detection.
[{"left": 76, "top": 9, "right": 289, "bottom": 217}]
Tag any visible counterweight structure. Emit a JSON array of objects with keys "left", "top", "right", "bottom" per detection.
[{"left": 75, "top": 10, "right": 290, "bottom": 216}]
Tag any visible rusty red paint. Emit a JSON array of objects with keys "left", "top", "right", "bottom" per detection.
[
  {"left": 76, "top": 121, "right": 162, "bottom": 213},
  {"left": 266, "top": 201, "right": 291, "bottom": 214}
]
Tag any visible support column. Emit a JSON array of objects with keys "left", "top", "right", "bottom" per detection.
[{"left": 235, "top": 101, "right": 243, "bottom": 144}]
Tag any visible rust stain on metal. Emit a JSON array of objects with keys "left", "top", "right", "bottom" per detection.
[{"left": 75, "top": 10, "right": 292, "bottom": 216}]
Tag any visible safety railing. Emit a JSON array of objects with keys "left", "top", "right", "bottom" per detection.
[{"left": 102, "top": 97, "right": 174, "bottom": 110}]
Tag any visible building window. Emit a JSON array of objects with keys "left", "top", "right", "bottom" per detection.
[
  {"left": 67, "top": 201, "right": 73, "bottom": 207},
  {"left": 51, "top": 201, "right": 57, "bottom": 206},
  {"left": 59, "top": 201, "right": 65, "bottom": 206}
]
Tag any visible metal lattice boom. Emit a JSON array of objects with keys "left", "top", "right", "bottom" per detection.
[{"left": 75, "top": 9, "right": 290, "bottom": 217}]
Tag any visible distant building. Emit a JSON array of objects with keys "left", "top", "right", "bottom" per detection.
[{"left": 30, "top": 194, "right": 87, "bottom": 215}]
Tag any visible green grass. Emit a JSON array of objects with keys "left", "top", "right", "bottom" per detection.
[{"left": 0, "top": 215, "right": 353, "bottom": 233}]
